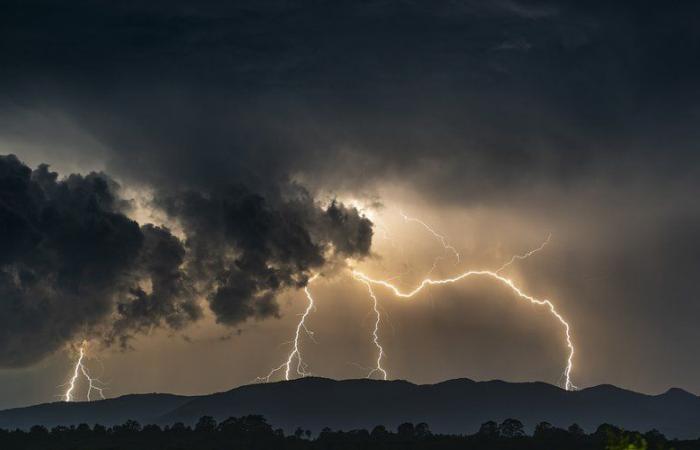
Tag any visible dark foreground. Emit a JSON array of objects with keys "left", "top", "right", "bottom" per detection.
[{"left": 1, "top": 415, "right": 697, "bottom": 450}]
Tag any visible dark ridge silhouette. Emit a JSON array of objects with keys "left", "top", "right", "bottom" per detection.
[
  {"left": 0, "top": 393, "right": 191, "bottom": 430},
  {"left": 1, "top": 378, "right": 699, "bottom": 439}
]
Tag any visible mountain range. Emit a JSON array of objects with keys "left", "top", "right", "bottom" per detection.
[{"left": 1, "top": 378, "right": 699, "bottom": 439}]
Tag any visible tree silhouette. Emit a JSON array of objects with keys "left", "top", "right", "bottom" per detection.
[
  {"left": 415, "top": 422, "right": 431, "bottom": 438},
  {"left": 397, "top": 422, "right": 415, "bottom": 438},
  {"left": 569, "top": 423, "right": 585, "bottom": 436},
  {"left": 499, "top": 418, "right": 525, "bottom": 438},
  {"left": 195, "top": 415, "right": 217, "bottom": 433},
  {"left": 478, "top": 420, "right": 500, "bottom": 438},
  {"left": 371, "top": 424, "right": 389, "bottom": 440},
  {"left": 28, "top": 425, "right": 48, "bottom": 437},
  {"left": 142, "top": 424, "right": 161, "bottom": 434},
  {"left": 113, "top": 419, "right": 141, "bottom": 435},
  {"left": 169, "top": 422, "right": 189, "bottom": 433},
  {"left": 0, "top": 415, "right": 693, "bottom": 450},
  {"left": 534, "top": 421, "right": 555, "bottom": 439}
]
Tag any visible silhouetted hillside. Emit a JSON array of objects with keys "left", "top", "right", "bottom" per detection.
[
  {"left": 2, "top": 378, "right": 699, "bottom": 439},
  {"left": 0, "top": 393, "right": 191, "bottom": 430}
]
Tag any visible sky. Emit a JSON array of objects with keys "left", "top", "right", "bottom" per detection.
[{"left": 1, "top": 0, "right": 700, "bottom": 409}]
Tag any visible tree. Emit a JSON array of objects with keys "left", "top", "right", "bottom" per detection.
[
  {"left": 241, "top": 415, "right": 273, "bottom": 436},
  {"left": 305, "top": 429, "right": 312, "bottom": 439},
  {"left": 397, "top": 422, "right": 415, "bottom": 438},
  {"left": 29, "top": 425, "right": 48, "bottom": 437},
  {"left": 349, "top": 429, "right": 370, "bottom": 440},
  {"left": 499, "top": 418, "right": 525, "bottom": 438},
  {"left": 195, "top": 415, "right": 217, "bottom": 433},
  {"left": 644, "top": 429, "right": 667, "bottom": 448},
  {"left": 415, "top": 422, "right": 432, "bottom": 439},
  {"left": 534, "top": 421, "right": 553, "bottom": 439},
  {"left": 478, "top": 420, "right": 500, "bottom": 438},
  {"left": 169, "top": 422, "right": 188, "bottom": 433},
  {"left": 216, "top": 415, "right": 273, "bottom": 439},
  {"left": 294, "top": 427, "right": 304, "bottom": 439},
  {"left": 371, "top": 425, "right": 390, "bottom": 440},
  {"left": 142, "top": 424, "right": 162, "bottom": 433},
  {"left": 218, "top": 417, "right": 241, "bottom": 434},
  {"left": 594, "top": 423, "right": 621, "bottom": 440},
  {"left": 114, "top": 420, "right": 141, "bottom": 435},
  {"left": 51, "top": 425, "right": 70, "bottom": 435},
  {"left": 568, "top": 423, "right": 585, "bottom": 436},
  {"left": 605, "top": 429, "right": 647, "bottom": 450}
]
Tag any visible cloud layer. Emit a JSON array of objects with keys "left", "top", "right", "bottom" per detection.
[
  {"left": 0, "top": 155, "right": 372, "bottom": 367},
  {"left": 1, "top": 0, "right": 700, "bottom": 396}
]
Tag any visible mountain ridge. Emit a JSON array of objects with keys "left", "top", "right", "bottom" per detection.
[{"left": 1, "top": 377, "right": 699, "bottom": 439}]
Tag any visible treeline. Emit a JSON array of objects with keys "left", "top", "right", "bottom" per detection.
[{"left": 0, "top": 415, "right": 695, "bottom": 450}]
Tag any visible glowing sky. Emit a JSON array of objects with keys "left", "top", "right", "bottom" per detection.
[{"left": 1, "top": 1, "right": 700, "bottom": 409}]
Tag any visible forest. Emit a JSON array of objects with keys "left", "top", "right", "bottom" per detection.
[{"left": 0, "top": 415, "right": 696, "bottom": 450}]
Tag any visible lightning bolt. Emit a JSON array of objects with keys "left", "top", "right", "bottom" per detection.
[
  {"left": 62, "top": 341, "right": 107, "bottom": 402},
  {"left": 355, "top": 217, "right": 570, "bottom": 388},
  {"left": 355, "top": 277, "right": 388, "bottom": 380},
  {"left": 400, "top": 211, "right": 460, "bottom": 263},
  {"left": 258, "top": 274, "right": 319, "bottom": 382},
  {"left": 496, "top": 233, "right": 552, "bottom": 274},
  {"left": 62, "top": 343, "right": 85, "bottom": 402},
  {"left": 80, "top": 365, "right": 105, "bottom": 401},
  {"left": 256, "top": 209, "right": 573, "bottom": 390},
  {"left": 353, "top": 269, "right": 577, "bottom": 391}
]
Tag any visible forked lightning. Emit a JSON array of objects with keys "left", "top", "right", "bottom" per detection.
[
  {"left": 496, "top": 233, "right": 552, "bottom": 274},
  {"left": 258, "top": 212, "right": 576, "bottom": 391},
  {"left": 257, "top": 275, "right": 319, "bottom": 382},
  {"left": 62, "top": 340, "right": 106, "bottom": 402},
  {"left": 352, "top": 268, "right": 576, "bottom": 391},
  {"left": 400, "top": 211, "right": 460, "bottom": 263}
]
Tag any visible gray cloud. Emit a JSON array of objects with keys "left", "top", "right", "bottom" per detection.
[
  {"left": 4, "top": 1, "right": 696, "bottom": 202},
  {"left": 3, "top": 1, "right": 698, "bottom": 199}
]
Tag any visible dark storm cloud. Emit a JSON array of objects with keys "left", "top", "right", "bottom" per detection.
[
  {"left": 0, "top": 153, "right": 372, "bottom": 366},
  {"left": 1, "top": 1, "right": 393, "bottom": 366},
  {"left": 0, "top": 155, "right": 203, "bottom": 366},
  {"left": 159, "top": 187, "right": 372, "bottom": 326},
  {"left": 108, "top": 224, "right": 202, "bottom": 348},
  {"left": 2, "top": 0, "right": 699, "bottom": 197}
]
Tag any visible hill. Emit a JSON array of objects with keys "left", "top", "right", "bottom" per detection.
[{"left": 1, "top": 378, "right": 699, "bottom": 439}]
